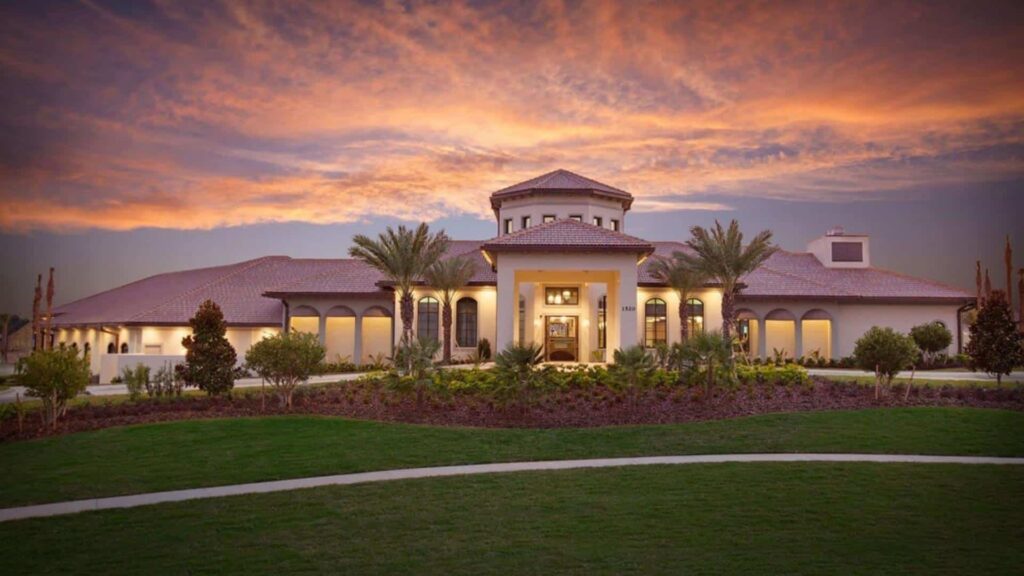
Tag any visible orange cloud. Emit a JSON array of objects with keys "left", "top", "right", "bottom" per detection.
[{"left": 0, "top": 0, "right": 1021, "bottom": 232}]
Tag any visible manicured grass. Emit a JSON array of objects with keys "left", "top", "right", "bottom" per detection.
[
  {"left": 2, "top": 463, "right": 1021, "bottom": 575},
  {"left": 1, "top": 407, "right": 1022, "bottom": 506}
]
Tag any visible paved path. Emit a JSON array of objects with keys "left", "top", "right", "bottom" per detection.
[
  {"left": 2, "top": 453, "right": 1022, "bottom": 523},
  {"left": 807, "top": 368, "right": 1024, "bottom": 383}
]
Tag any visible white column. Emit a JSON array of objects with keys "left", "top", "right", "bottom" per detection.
[
  {"left": 829, "top": 318, "right": 838, "bottom": 360},
  {"left": 758, "top": 319, "right": 767, "bottom": 359},
  {"left": 795, "top": 320, "right": 804, "bottom": 359},
  {"left": 496, "top": 264, "right": 516, "bottom": 352},
  {"left": 317, "top": 314, "right": 327, "bottom": 347},
  {"left": 618, "top": 265, "right": 639, "bottom": 350},
  {"left": 607, "top": 279, "right": 620, "bottom": 353},
  {"left": 353, "top": 315, "right": 363, "bottom": 364}
]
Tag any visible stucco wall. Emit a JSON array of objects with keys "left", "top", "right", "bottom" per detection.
[
  {"left": 497, "top": 195, "right": 627, "bottom": 234},
  {"left": 408, "top": 285, "right": 496, "bottom": 360}
]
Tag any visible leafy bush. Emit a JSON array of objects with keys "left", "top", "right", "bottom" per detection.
[
  {"left": 910, "top": 322, "right": 953, "bottom": 366},
  {"left": 150, "top": 362, "right": 186, "bottom": 397},
  {"left": 493, "top": 342, "right": 544, "bottom": 397},
  {"left": 853, "top": 326, "right": 918, "bottom": 397},
  {"left": 680, "top": 331, "right": 733, "bottom": 392},
  {"left": 965, "top": 293, "right": 1024, "bottom": 385},
  {"left": 121, "top": 363, "right": 150, "bottom": 401},
  {"left": 16, "top": 348, "right": 90, "bottom": 429},
  {"left": 391, "top": 335, "right": 440, "bottom": 381},
  {"left": 180, "top": 300, "right": 237, "bottom": 396},
  {"left": 245, "top": 331, "right": 326, "bottom": 407},
  {"left": 610, "top": 346, "right": 656, "bottom": 389},
  {"left": 737, "top": 363, "right": 809, "bottom": 387},
  {"left": 476, "top": 338, "right": 492, "bottom": 361}
]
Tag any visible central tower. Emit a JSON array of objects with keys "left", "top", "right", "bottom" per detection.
[{"left": 489, "top": 169, "right": 634, "bottom": 236}]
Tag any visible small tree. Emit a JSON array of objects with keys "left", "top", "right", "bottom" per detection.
[
  {"left": 121, "top": 363, "right": 150, "bottom": 401},
  {"left": 910, "top": 321, "right": 952, "bottom": 366},
  {"left": 245, "top": 331, "right": 326, "bottom": 408},
  {"left": 681, "top": 330, "right": 733, "bottom": 393},
  {"left": 965, "top": 292, "right": 1024, "bottom": 386},
  {"left": 611, "top": 345, "right": 656, "bottom": 389},
  {"left": 17, "top": 347, "right": 90, "bottom": 429},
  {"left": 853, "top": 327, "right": 918, "bottom": 398},
  {"left": 181, "top": 300, "right": 237, "bottom": 396}
]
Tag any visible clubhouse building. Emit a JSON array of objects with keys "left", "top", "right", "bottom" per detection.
[{"left": 48, "top": 170, "right": 973, "bottom": 382}]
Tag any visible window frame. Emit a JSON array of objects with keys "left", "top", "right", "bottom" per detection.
[
  {"left": 644, "top": 297, "right": 668, "bottom": 348},
  {"left": 610, "top": 219, "right": 620, "bottom": 231},
  {"left": 521, "top": 215, "right": 531, "bottom": 229},
  {"left": 455, "top": 297, "right": 478, "bottom": 348},
  {"left": 593, "top": 216, "right": 603, "bottom": 227},
  {"left": 417, "top": 296, "right": 440, "bottom": 342},
  {"left": 542, "top": 214, "right": 556, "bottom": 223},
  {"left": 685, "top": 297, "right": 705, "bottom": 336},
  {"left": 569, "top": 214, "right": 583, "bottom": 222},
  {"left": 503, "top": 218, "right": 513, "bottom": 235},
  {"left": 545, "top": 286, "right": 579, "bottom": 306},
  {"left": 597, "top": 295, "right": 607, "bottom": 349}
]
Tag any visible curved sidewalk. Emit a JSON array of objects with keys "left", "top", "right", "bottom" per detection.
[{"left": 3, "top": 453, "right": 1023, "bottom": 523}]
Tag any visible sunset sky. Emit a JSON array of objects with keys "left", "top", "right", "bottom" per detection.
[{"left": 1, "top": 0, "right": 1022, "bottom": 315}]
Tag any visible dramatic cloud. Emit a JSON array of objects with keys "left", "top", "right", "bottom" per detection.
[{"left": 1, "top": 0, "right": 1022, "bottom": 231}]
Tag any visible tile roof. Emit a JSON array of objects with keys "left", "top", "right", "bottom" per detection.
[
  {"left": 53, "top": 232, "right": 971, "bottom": 328},
  {"left": 489, "top": 169, "right": 633, "bottom": 209},
  {"left": 481, "top": 219, "right": 655, "bottom": 255},
  {"left": 640, "top": 242, "right": 971, "bottom": 301}
]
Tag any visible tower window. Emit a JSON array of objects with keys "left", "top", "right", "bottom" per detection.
[
  {"left": 593, "top": 216, "right": 603, "bottom": 227},
  {"left": 503, "top": 219, "right": 513, "bottom": 235},
  {"left": 610, "top": 219, "right": 620, "bottom": 231},
  {"left": 542, "top": 214, "right": 556, "bottom": 223},
  {"left": 569, "top": 214, "right": 582, "bottom": 222},
  {"left": 521, "top": 215, "right": 531, "bottom": 229}
]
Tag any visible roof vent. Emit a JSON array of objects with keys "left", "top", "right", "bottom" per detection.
[{"left": 826, "top": 226, "right": 845, "bottom": 237}]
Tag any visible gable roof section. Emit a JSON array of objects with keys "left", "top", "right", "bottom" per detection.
[
  {"left": 481, "top": 218, "right": 654, "bottom": 257},
  {"left": 489, "top": 169, "right": 633, "bottom": 209}
]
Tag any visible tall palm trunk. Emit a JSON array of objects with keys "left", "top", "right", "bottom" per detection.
[
  {"left": 721, "top": 290, "right": 735, "bottom": 340},
  {"left": 678, "top": 297, "right": 689, "bottom": 342},
  {"left": 441, "top": 302, "right": 453, "bottom": 364},
  {"left": 400, "top": 291, "right": 414, "bottom": 340}
]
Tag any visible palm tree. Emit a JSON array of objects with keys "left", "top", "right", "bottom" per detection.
[
  {"left": 648, "top": 255, "right": 707, "bottom": 342},
  {"left": 349, "top": 224, "right": 449, "bottom": 342},
  {"left": 423, "top": 255, "right": 477, "bottom": 364},
  {"left": 678, "top": 220, "right": 776, "bottom": 340}
]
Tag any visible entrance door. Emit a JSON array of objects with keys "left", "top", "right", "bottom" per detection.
[{"left": 544, "top": 316, "right": 578, "bottom": 362}]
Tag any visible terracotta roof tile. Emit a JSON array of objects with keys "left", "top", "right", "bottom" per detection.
[{"left": 489, "top": 169, "right": 633, "bottom": 209}]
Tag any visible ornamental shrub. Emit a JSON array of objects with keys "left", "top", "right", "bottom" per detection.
[
  {"left": 181, "top": 300, "right": 237, "bottom": 396},
  {"left": 853, "top": 326, "right": 918, "bottom": 397},
  {"left": 245, "top": 331, "right": 326, "bottom": 408},
  {"left": 736, "top": 363, "right": 809, "bottom": 387},
  {"left": 610, "top": 345, "right": 657, "bottom": 389},
  {"left": 17, "top": 347, "right": 90, "bottom": 429},
  {"left": 910, "top": 321, "right": 953, "bottom": 366},
  {"left": 965, "top": 292, "right": 1024, "bottom": 386},
  {"left": 121, "top": 363, "right": 150, "bottom": 401}
]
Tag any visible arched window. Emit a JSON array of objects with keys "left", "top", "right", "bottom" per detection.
[
  {"left": 417, "top": 296, "right": 439, "bottom": 342},
  {"left": 455, "top": 297, "right": 478, "bottom": 347},
  {"left": 597, "top": 295, "right": 607, "bottom": 349},
  {"left": 120, "top": 342, "right": 129, "bottom": 354},
  {"left": 686, "top": 298, "right": 704, "bottom": 335},
  {"left": 107, "top": 342, "right": 116, "bottom": 354},
  {"left": 644, "top": 298, "right": 667, "bottom": 348}
]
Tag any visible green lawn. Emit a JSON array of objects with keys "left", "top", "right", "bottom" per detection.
[
  {"left": 2, "top": 407, "right": 1022, "bottom": 506},
  {"left": 815, "top": 373, "right": 1022, "bottom": 388},
  {"left": 2, "top": 463, "right": 1021, "bottom": 575}
]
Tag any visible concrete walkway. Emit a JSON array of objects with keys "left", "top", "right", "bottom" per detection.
[
  {"left": 2, "top": 453, "right": 1022, "bottom": 523},
  {"left": 807, "top": 368, "right": 1024, "bottom": 383}
]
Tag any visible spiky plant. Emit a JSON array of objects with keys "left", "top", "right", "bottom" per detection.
[
  {"left": 349, "top": 224, "right": 449, "bottom": 342},
  {"left": 648, "top": 254, "right": 708, "bottom": 342},
  {"left": 423, "top": 255, "right": 477, "bottom": 364},
  {"left": 678, "top": 220, "right": 776, "bottom": 340}
]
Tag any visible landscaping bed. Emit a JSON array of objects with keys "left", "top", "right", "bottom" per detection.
[{"left": 3, "top": 374, "right": 1022, "bottom": 441}]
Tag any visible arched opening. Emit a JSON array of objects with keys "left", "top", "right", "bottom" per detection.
[
  {"left": 417, "top": 297, "right": 439, "bottom": 342},
  {"left": 518, "top": 295, "right": 526, "bottom": 346},
  {"left": 597, "top": 295, "right": 607, "bottom": 350},
  {"left": 324, "top": 305, "right": 356, "bottom": 363},
  {"left": 801, "top": 309, "right": 833, "bottom": 360},
  {"left": 765, "top": 309, "right": 797, "bottom": 360},
  {"left": 735, "top": 309, "right": 759, "bottom": 357},
  {"left": 644, "top": 298, "right": 667, "bottom": 348},
  {"left": 362, "top": 306, "right": 393, "bottom": 363},
  {"left": 107, "top": 342, "right": 117, "bottom": 354},
  {"left": 120, "top": 342, "right": 129, "bottom": 354},
  {"left": 455, "top": 297, "right": 478, "bottom": 348},
  {"left": 685, "top": 298, "right": 704, "bottom": 336},
  {"left": 289, "top": 305, "right": 320, "bottom": 336}
]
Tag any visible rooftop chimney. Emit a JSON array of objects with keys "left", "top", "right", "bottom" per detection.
[{"left": 808, "top": 227, "right": 870, "bottom": 268}]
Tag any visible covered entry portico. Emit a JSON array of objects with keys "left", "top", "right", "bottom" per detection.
[{"left": 483, "top": 219, "right": 654, "bottom": 362}]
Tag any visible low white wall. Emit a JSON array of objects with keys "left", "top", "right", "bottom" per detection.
[{"left": 99, "top": 354, "right": 185, "bottom": 384}]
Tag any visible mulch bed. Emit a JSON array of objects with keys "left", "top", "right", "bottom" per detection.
[{"left": 2, "top": 378, "right": 1022, "bottom": 442}]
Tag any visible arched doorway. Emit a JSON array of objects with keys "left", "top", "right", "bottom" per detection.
[
  {"left": 764, "top": 309, "right": 797, "bottom": 361},
  {"left": 801, "top": 309, "right": 833, "bottom": 360}
]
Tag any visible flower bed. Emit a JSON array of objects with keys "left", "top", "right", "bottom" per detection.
[{"left": 1, "top": 370, "right": 1021, "bottom": 441}]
